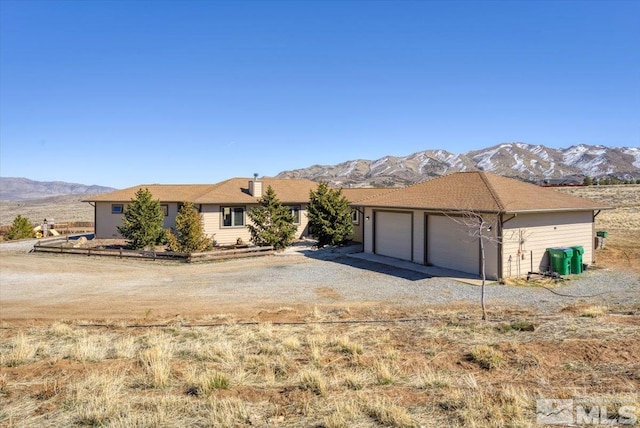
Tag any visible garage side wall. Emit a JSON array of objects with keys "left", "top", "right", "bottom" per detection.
[
  {"left": 363, "top": 207, "right": 374, "bottom": 253},
  {"left": 351, "top": 211, "right": 364, "bottom": 243},
  {"left": 501, "top": 211, "right": 593, "bottom": 277},
  {"left": 483, "top": 214, "right": 499, "bottom": 280}
]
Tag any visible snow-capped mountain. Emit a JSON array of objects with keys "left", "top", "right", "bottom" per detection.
[{"left": 276, "top": 143, "right": 640, "bottom": 187}]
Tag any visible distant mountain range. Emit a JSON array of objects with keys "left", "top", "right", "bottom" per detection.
[
  {"left": 0, "top": 177, "right": 116, "bottom": 201},
  {"left": 2, "top": 143, "right": 638, "bottom": 200},
  {"left": 276, "top": 143, "right": 640, "bottom": 187}
]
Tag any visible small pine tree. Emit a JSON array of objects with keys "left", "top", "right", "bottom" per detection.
[
  {"left": 583, "top": 176, "right": 592, "bottom": 186},
  {"left": 6, "top": 215, "right": 34, "bottom": 240},
  {"left": 247, "top": 186, "right": 297, "bottom": 250},
  {"left": 117, "top": 188, "right": 165, "bottom": 250},
  {"left": 166, "top": 202, "right": 212, "bottom": 252},
  {"left": 307, "top": 182, "right": 353, "bottom": 248}
]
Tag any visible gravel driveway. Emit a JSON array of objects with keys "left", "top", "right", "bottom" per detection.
[{"left": 1, "top": 240, "right": 638, "bottom": 321}]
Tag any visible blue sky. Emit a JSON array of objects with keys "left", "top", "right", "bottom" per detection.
[{"left": 1, "top": 0, "right": 638, "bottom": 188}]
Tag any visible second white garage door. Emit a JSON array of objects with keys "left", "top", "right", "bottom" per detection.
[
  {"left": 375, "top": 211, "right": 412, "bottom": 261},
  {"left": 428, "top": 215, "right": 479, "bottom": 275}
]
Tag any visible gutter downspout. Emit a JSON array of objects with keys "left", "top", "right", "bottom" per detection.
[
  {"left": 88, "top": 202, "right": 96, "bottom": 238},
  {"left": 592, "top": 210, "right": 601, "bottom": 264}
]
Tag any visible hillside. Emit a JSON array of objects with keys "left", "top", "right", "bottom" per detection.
[
  {"left": 0, "top": 177, "right": 115, "bottom": 201},
  {"left": 0, "top": 194, "right": 96, "bottom": 226},
  {"left": 277, "top": 143, "right": 640, "bottom": 187}
]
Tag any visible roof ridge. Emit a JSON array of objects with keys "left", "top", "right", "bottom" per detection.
[
  {"left": 349, "top": 183, "right": 413, "bottom": 204},
  {"left": 477, "top": 171, "right": 505, "bottom": 211},
  {"left": 348, "top": 173, "right": 449, "bottom": 204}
]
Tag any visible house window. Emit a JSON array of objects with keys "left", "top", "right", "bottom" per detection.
[
  {"left": 290, "top": 206, "right": 301, "bottom": 224},
  {"left": 222, "top": 207, "right": 245, "bottom": 227},
  {"left": 352, "top": 209, "right": 360, "bottom": 224},
  {"left": 112, "top": 204, "right": 123, "bottom": 214},
  {"left": 161, "top": 204, "right": 169, "bottom": 216},
  {"left": 177, "top": 203, "right": 201, "bottom": 213}
]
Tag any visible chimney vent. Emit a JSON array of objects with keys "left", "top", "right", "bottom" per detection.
[{"left": 249, "top": 175, "right": 263, "bottom": 198}]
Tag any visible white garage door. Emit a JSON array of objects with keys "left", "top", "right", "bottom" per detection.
[
  {"left": 375, "top": 211, "right": 412, "bottom": 261},
  {"left": 428, "top": 216, "right": 479, "bottom": 275}
]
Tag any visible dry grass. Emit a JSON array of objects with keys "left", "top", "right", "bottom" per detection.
[
  {"left": 556, "top": 185, "right": 640, "bottom": 274},
  {"left": 298, "top": 368, "right": 328, "bottom": 396},
  {"left": 364, "top": 397, "right": 414, "bottom": 427},
  {"left": 0, "top": 332, "right": 38, "bottom": 367},
  {"left": 0, "top": 194, "right": 95, "bottom": 227},
  {"left": 468, "top": 344, "right": 504, "bottom": 370},
  {"left": 2, "top": 305, "right": 638, "bottom": 426},
  {"left": 556, "top": 185, "right": 640, "bottom": 236},
  {"left": 138, "top": 332, "right": 173, "bottom": 388}
]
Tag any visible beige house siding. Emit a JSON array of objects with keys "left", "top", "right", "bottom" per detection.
[
  {"left": 294, "top": 205, "right": 310, "bottom": 239},
  {"left": 201, "top": 204, "right": 251, "bottom": 245},
  {"left": 95, "top": 201, "right": 310, "bottom": 245},
  {"left": 483, "top": 214, "right": 500, "bottom": 280},
  {"left": 412, "top": 210, "right": 426, "bottom": 264},
  {"left": 201, "top": 204, "right": 310, "bottom": 246},
  {"left": 95, "top": 202, "right": 125, "bottom": 238},
  {"left": 501, "top": 211, "right": 594, "bottom": 277},
  {"left": 95, "top": 202, "right": 180, "bottom": 238},
  {"left": 363, "top": 207, "right": 375, "bottom": 253},
  {"left": 351, "top": 208, "right": 364, "bottom": 243}
]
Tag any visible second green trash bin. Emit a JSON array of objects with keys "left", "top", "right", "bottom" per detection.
[
  {"left": 547, "top": 247, "right": 573, "bottom": 275},
  {"left": 570, "top": 246, "right": 584, "bottom": 274}
]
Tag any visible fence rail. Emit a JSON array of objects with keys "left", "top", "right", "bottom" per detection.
[
  {"left": 32, "top": 241, "right": 275, "bottom": 262},
  {"left": 0, "top": 221, "right": 95, "bottom": 236}
]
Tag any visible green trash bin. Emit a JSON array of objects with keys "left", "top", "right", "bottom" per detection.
[
  {"left": 596, "top": 231, "right": 608, "bottom": 238},
  {"left": 547, "top": 247, "right": 573, "bottom": 275},
  {"left": 570, "top": 246, "right": 584, "bottom": 274}
]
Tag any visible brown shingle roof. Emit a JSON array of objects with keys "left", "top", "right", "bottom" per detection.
[
  {"left": 353, "top": 171, "right": 610, "bottom": 213},
  {"left": 192, "top": 178, "right": 320, "bottom": 204},
  {"left": 340, "top": 187, "right": 397, "bottom": 203},
  {"left": 84, "top": 184, "right": 214, "bottom": 202},
  {"left": 84, "top": 178, "right": 322, "bottom": 204}
]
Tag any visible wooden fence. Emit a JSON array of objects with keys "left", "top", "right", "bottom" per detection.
[
  {"left": 32, "top": 240, "right": 275, "bottom": 262},
  {"left": 0, "top": 221, "right": 94, "bottom": 237}
]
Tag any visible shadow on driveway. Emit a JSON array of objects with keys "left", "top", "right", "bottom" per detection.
[{"left": 303, "top": 249, "right": 432, "bottom": 281}]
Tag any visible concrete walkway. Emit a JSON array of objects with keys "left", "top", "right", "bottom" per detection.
[
  {"left": 278, "top": 240, "right": 494, "bottom": 285},
  {"left": 346, "top": 252, "right": 495, "bottom": 286}
]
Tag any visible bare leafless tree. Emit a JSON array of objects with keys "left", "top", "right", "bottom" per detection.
[{"left": 442, "top": 210, "right": 499, "bottom": 321}]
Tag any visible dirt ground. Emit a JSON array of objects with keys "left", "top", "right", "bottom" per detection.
[
  {"left": 1, "top": 185, "right": 639, "bottom": 427},
  {"left": 0, "top": 251, "right": 316, "bottom": 324},
  {"left": 1, "top": 234, "right": 638, "bottom": 327},
  {"left": 1, "top": 184, "right": 638, "bottom": 326}
]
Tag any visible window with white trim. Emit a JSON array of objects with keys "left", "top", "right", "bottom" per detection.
[
  {"left": 352, "top": 209, "right": 360, "bottom": 224},
  {"left": 112, "top": 204, "right": 124, "bottom": 214},
  {"left": 290, "top": 206, "right": 301, "bottom": 224},
  {"left": 222, "top": 207, "right": 245, "bottom": 227}
]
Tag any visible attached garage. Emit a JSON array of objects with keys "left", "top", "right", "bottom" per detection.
[
  {"left": 427, "top": 215, "right": 479, "bottom": 275},
  {"left": 356, "top": 172, "right": 609, "bottom": 280},
  {"left": 374, "top": 211, "right": 412, "bottom": 261}
]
